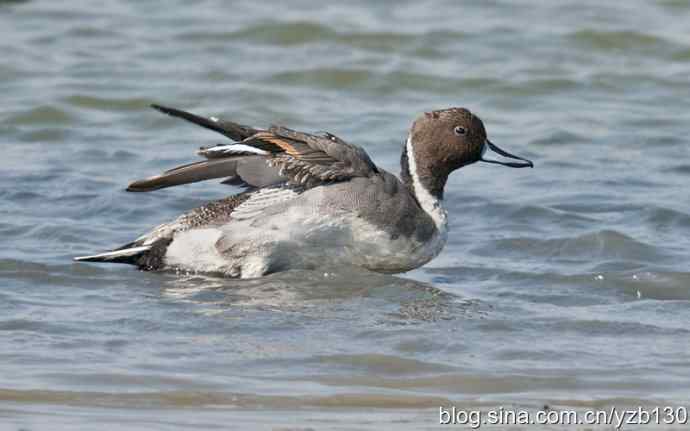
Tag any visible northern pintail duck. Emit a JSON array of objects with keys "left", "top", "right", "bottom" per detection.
[{"left": 75, "top": 105, "right": 533, "bottom": 278}]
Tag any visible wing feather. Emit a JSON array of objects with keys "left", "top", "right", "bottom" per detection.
[
  {"left": 130, "top": 104, "right": 381, "bottom": 192},
  {"left": 151, "top": 104, "right": 258, "bottom": 141}
]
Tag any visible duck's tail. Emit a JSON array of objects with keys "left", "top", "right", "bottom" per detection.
[
  {"left": 73, "top": 244, "right": 152, "bottom": 265},
  {"left": 74, "top": 236, "right": 172, "bottom": 270}
]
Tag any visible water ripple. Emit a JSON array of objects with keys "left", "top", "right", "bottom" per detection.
[
  {"left": 63, "top": 95, "right": 152, "bottom": 112},
  {"left": 570, "top": 29, "right": 679, "bottom": 55},
  {"left": 179, "top": 21, "right": 465, "bottom": 55},
  {"left": 7, "top": 106, "right": 74, "bottom": 125},
  {"left": 474, "top": 229, "right": 666, "bottom": 263}
]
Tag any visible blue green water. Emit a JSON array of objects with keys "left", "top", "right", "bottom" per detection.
[{"left": 2, "top": 1, "right": 690, "bottom": 429}]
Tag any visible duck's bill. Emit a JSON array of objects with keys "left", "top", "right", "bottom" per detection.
[{"left": 480, "top": 140, "right": 533, "bottom": 168}]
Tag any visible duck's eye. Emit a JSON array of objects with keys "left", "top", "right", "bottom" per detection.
[{"left": 454, "top": 126, "right": 466, "bottom": 136}]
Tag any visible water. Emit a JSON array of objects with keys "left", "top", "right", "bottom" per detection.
[{"left": 2, "top": 0, "right": 690, "bottom": 429}]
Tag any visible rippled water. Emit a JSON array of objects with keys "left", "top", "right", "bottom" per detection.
[{"left": 2, "top": 0, "right": 690, "bottom": 429}]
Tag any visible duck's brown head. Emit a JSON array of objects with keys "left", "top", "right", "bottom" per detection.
[{"left": 403, "top": 108, "right": 533, "bottom": 199}]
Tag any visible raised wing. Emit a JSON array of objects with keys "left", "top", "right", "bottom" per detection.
[
  {"left": 127, "top": 105, "right": 379, "bottom": 192},
  {"left": 150, "top": 104, "right": 258, "bottom": 142}
]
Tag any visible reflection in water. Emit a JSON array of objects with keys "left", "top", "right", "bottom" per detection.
[{"left": 161, "top": 268, "right": 487, "bottom": 323}]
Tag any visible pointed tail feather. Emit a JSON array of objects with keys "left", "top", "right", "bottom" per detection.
[
  {"left": 151, "top": 104, "right": 258, "bottom": 142},
  {"left": 74, "top": 245, "right": 152, "bottom": 264}
]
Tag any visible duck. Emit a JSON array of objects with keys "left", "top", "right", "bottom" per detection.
[{"left": 74, "top": 104, "right": 533, "bottom": 278}]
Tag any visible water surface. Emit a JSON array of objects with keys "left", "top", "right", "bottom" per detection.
[{"left": 2, "top": 0, "right": 690, "bottom": 429}]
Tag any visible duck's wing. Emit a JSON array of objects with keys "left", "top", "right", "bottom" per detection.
[
  {"left": 127, "top": 105, "right": 379, "bottom": 192},
  {"left": 150, "top": 104, "right": 259, "bottom": 141},
  {"left": 245, "top": 125, "right": 379, "bottom": 188},
  {"left": 126, "top": 154, "right": 286, "bottom": 192}
]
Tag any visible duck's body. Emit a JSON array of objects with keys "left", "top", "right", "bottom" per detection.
[
  {"left": 131, "top": 175, "right": 442, "bottom": 278},
  {"left": 75, "top": 104, "right": 532, "bottom": 278}
]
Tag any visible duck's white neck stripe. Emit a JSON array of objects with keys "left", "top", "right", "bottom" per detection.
[{"left": 406, "top": 136, "right": 448, "bottom": 233}]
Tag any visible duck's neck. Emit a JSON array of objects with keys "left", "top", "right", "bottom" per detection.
[{"left": 401, "top": 137, "right": 448, "bottom": 232}]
